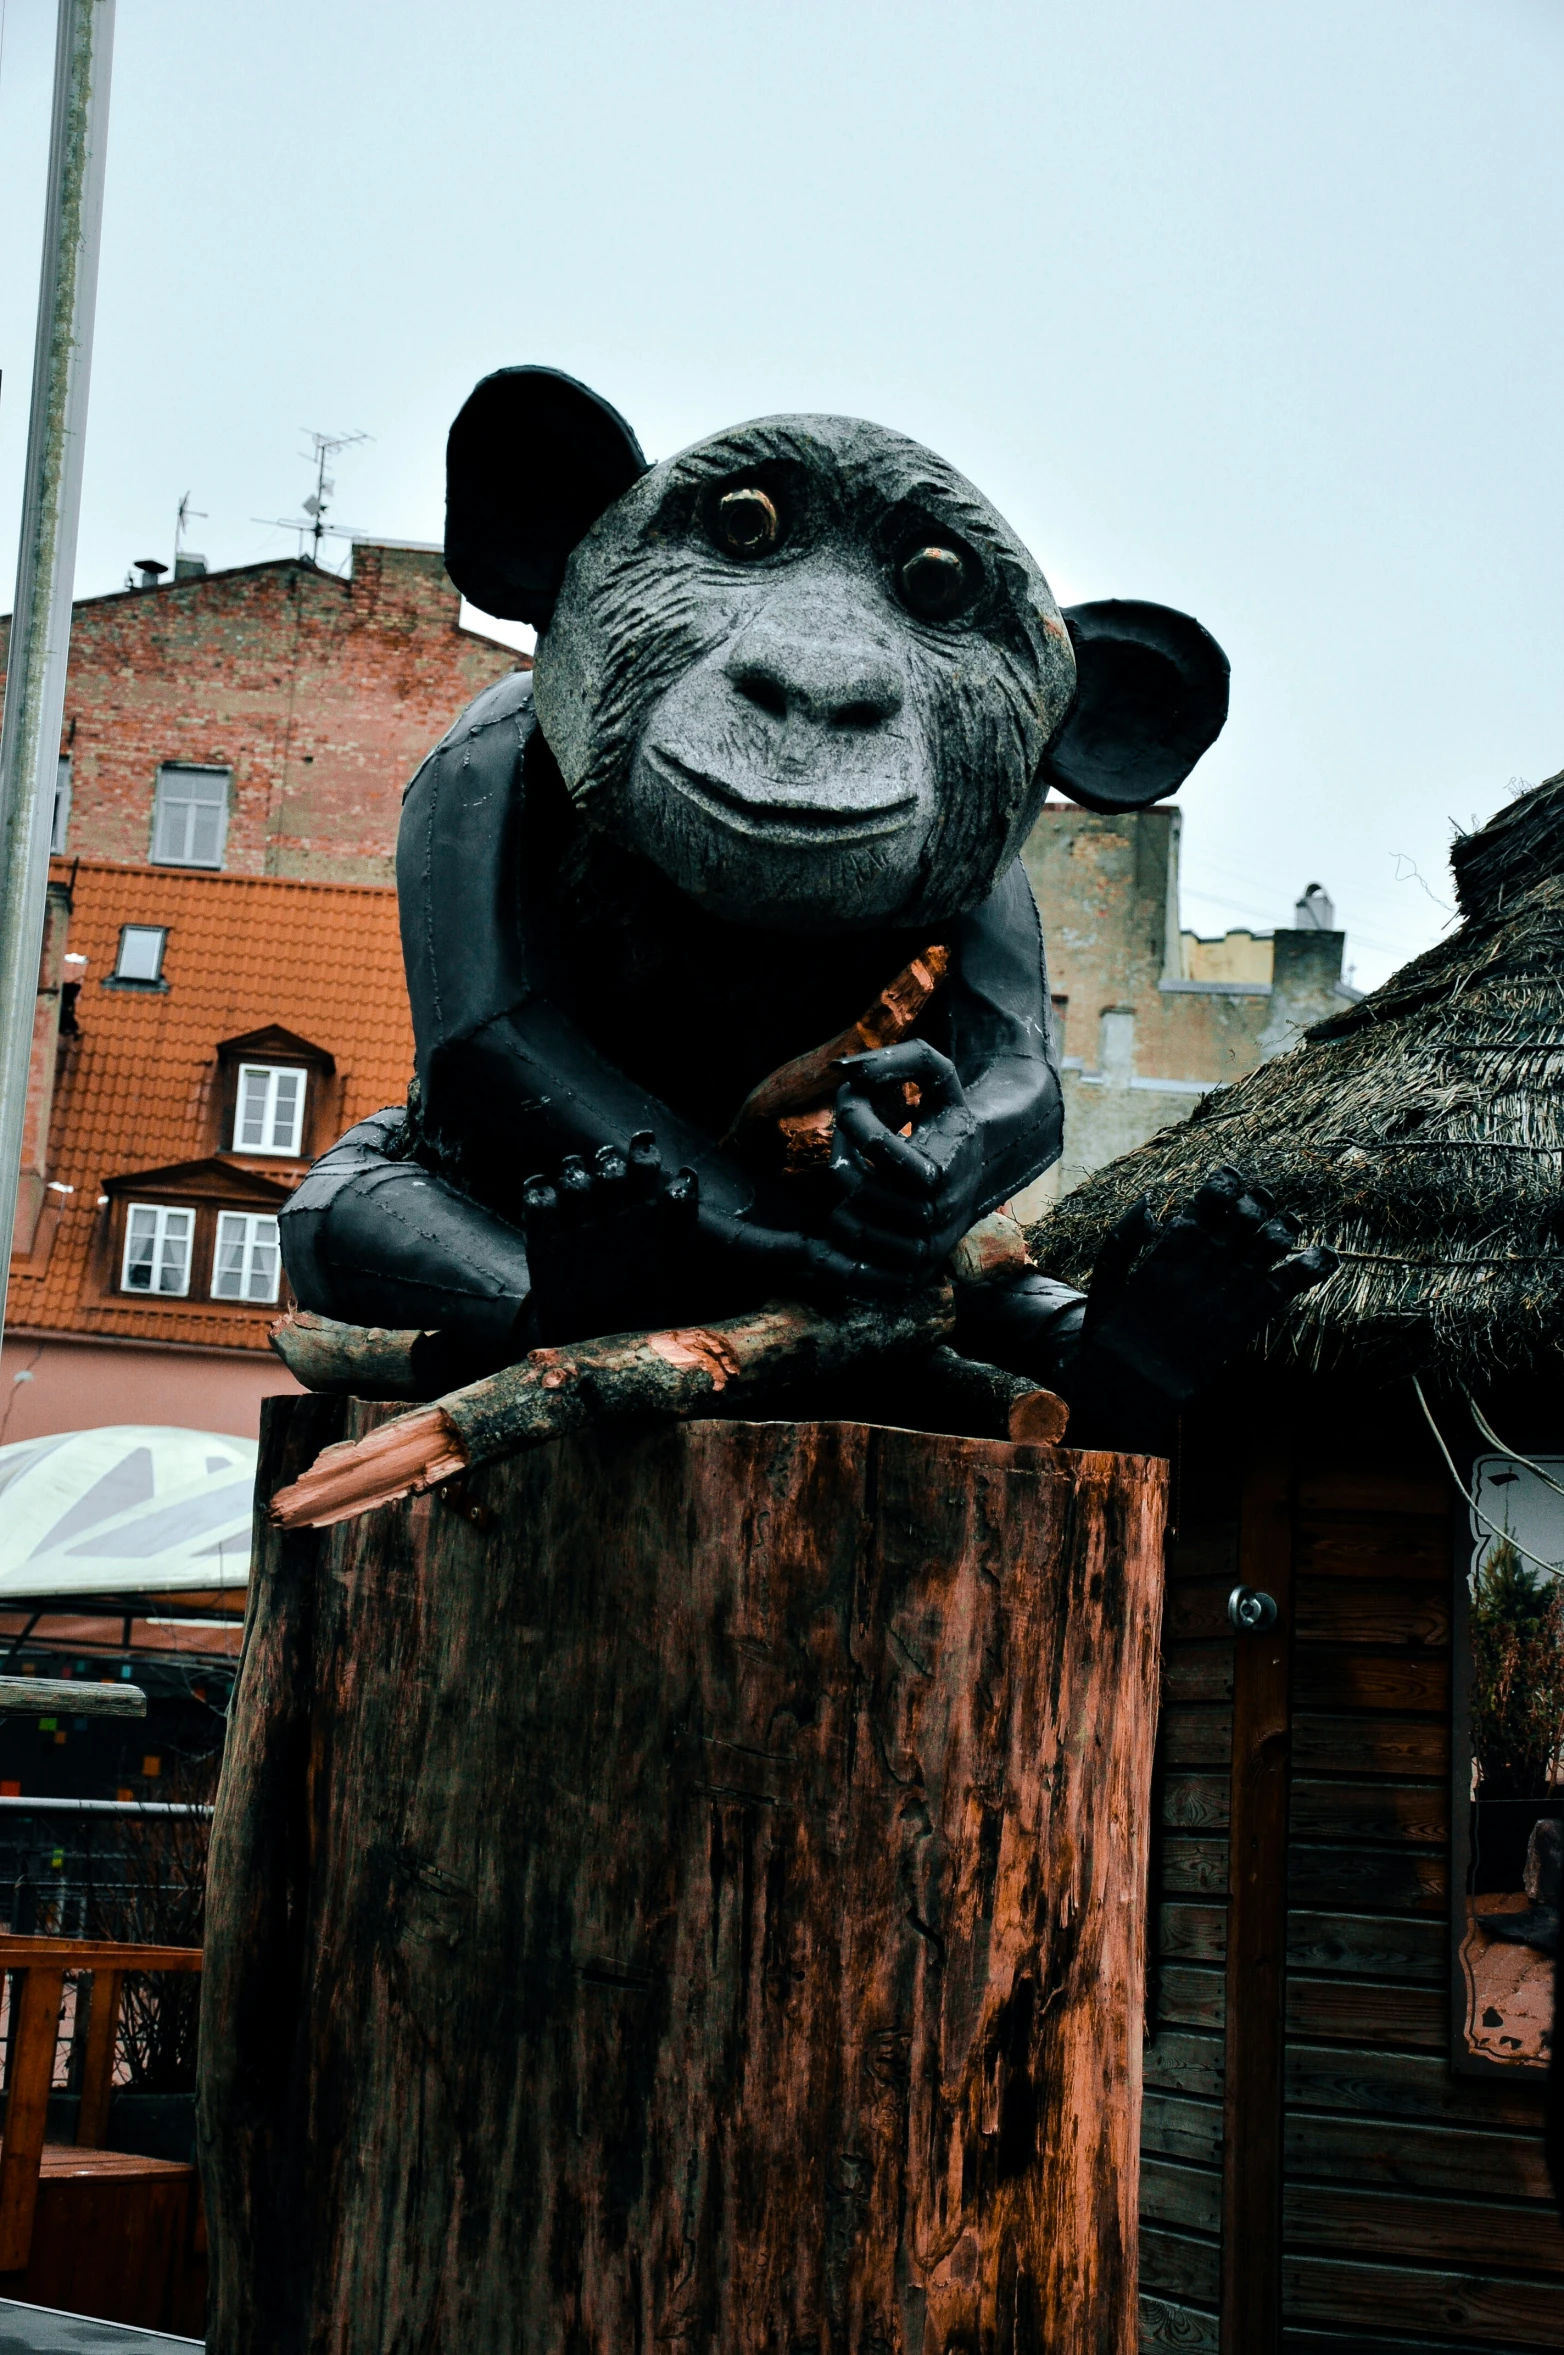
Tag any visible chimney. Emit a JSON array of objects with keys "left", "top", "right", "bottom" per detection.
[
  {"left": 133, "top": 557, "right": 167, "bottom": 590},
  {"left": 173, "top": 552, "right": 207, "bottom": 581}
]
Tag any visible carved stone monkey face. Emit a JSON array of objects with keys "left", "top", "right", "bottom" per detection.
[
  {"left": 445, "top": 369, "right": 1230, "bottom": 932},
  {"left": 538, "top": 417, "right": 1074, "bottom": 930}
]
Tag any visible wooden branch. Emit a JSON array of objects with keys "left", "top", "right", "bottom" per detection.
[
  {"left": 914, "top": 1345, "right": 1070, "bottom": 1444},
  {"left": 947, "top": 1203, "right": 1034, "bottom": 1286},
  {"left": 269, "top": 1287, "right": 956, "bottom": 1532},
  {"left": 269, "top": 1310, "right": 430, "bottom": 1398},
  {"left": 0, "top": 1676, "right": 145, "bottom": 1719},
  {"left": 723, "top": 941, "right": 950, "bottom": 1143}
]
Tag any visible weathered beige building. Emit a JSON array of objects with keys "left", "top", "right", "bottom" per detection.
[{"left": 1016, "top": 803, "right": 1358, "bottom": 1209}]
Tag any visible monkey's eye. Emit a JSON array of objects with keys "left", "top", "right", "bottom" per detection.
[
  {"left": 715, "top": 486, "right": 781, "bottom": 558},
  {"left": 898, "top": 544, "right": 969, "bottom": 620}
]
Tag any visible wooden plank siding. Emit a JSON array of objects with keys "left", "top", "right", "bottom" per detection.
[
  {"left": 1139, "top": 1440, "right": 1236, "bottom": 2352},
  {"left": 1138, "top": 1381, "right": 1561, "bottom": 2355},
  {"left": 1279, "top": 1401, "right": 1561, "bottom": 2355}
]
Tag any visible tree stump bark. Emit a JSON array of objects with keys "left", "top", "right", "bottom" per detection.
[{"left": 199, "top": 1398, "right": 1166, "bottom": 2354}]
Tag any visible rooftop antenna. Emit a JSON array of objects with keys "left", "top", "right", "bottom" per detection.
[
  {"left": 253, "top": 428, "right": 371, "bottom": 569},
  {"left": 174, "top": 489, "right": 207, "bottom": 560}
]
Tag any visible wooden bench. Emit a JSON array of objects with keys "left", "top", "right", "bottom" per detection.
[{"left": 0, "top": 1936, "right": 203, "bottom": 2330}]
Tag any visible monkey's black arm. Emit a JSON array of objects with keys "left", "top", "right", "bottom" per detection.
[
  {"left": 279, "top": 1109, "right": 537, "bottom": 1368},
  {"left": 398, "top": 672, "right": 752, "bottom": 1212},
  {"left": 957, "top": 1168, "right": 1338, "bottom": 1452},
  {"left": 942, "top": 860, "right": 1064, "bottom": 1217}
]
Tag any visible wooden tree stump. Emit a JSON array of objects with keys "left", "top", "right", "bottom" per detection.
[{"left": 199, "top": 1397, "right": 1166, "bottom": 2354}]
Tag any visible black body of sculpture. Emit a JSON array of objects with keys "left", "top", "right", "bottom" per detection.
[{"left": 280, "top": 367, "right": 1331, "bottom": 1433}]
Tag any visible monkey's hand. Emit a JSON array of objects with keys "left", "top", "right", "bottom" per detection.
[
  {"left": 521, "top": 1133, "right": 700, "bottom": 1345},
  {"left": 1077, "top": 1165, "right": 1338, "bottom": 1406},
  {"left": 826, "top": 1042, "right": 985, "bottom": 1282},
  {"left": 699, "top": 1206, "right": 907, "bottom": 1304}
]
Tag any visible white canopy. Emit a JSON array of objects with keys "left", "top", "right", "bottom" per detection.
[{"left": 0, "top": 1426, "right": 256, "bottom": 1600}]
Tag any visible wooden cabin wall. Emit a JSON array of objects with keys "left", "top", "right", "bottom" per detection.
[{"left": 1136, "top": 1373, "right": 1564, "bottom": 2355}]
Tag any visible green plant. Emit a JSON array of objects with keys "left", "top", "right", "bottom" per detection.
[{"left": 1470, "top": 1536, "right": 1564, "bottom": 1799}]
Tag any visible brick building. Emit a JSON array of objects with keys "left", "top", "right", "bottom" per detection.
[
  {"left": 0, "top": 547, "right": 517, "bottom": 1441},
  {"left": 21, "top": 539, "right": 517, "bottom": 886}
]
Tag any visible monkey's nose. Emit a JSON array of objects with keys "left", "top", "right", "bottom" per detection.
[{"left": 726, "top": 638, "right": 904, "bottom": 732}]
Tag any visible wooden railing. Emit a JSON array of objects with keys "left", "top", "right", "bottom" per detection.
[{"left": 0, "top": 1933, "right": 203, "bottom": 2271}]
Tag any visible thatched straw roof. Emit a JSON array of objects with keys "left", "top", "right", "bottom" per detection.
[{"left": 1030, "top": 768, "right": 1564, "bottom": 1382}]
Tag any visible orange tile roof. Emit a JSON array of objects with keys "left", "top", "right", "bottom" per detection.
[{"left": 11, "top": 858, "right": 412, "bottom": 1350}]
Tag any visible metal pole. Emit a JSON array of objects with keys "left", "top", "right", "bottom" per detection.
[{"left": 0, "top": 0, "right": 116, "bottom": 1347}]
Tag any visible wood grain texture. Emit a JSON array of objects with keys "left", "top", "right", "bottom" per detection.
[
  {"left": 1286, "top": 1845, "right": 1448, "bottom": 1914},
  {"left": 1293, "top": 1581, "right": 1449, "bottom": 1650},
  {"left": 1291, "top": 1514, "right": 1451, "bottom": 1581},
  {"left": 1155, "top": 1967, "right": 1226, "bottom": 2034},
  {"left": 1144, "top": 2033, "right": 1224, "bottom": 2102},
  {"left": 1161, "top": 1907, "right": 1228, "bottom": 1964},
  {"left": 0, "top": 1965, "right": 64, "bottom": 2270},
  {"left": 1281, "top": 2115, "right": 1554, "bottom": 2202},
  {"left": 1285, "top": 2044, "right": 1547, "bottom": 2130},
  {"left": 1162, "top": 1777, "right": 1229, "bottom": 1832},
  {"left": 8, "top": 2151, "right": 206, "bottom": 2334},
  {"left": 1283, "top": 1978, "right": 1444, "bottom": 2053},
  {"left": 1283, "top": 2182, "right": 1564, "bottom": 2272},
  {"left": 1161, "top": 1711, "right": 1233, "bottom": 1769},
  {"left": 201, "top": 1404, "right": 1166, "bottom": 2354},
  {"left": 1140, "top": 2291, "right": 1219, "bottom": 2349},
  {"left": 1163, "top": 1649, "right": 1234, "bottom": 1706},
  {"left": 1221, "top": 1444, "right": 1294, "bottom": 2355},
  {"left": 0, "top": 1937, "right": 200, "bottom": 1971},
  {"left": 1282, "top": 2251, "right": 1564, "bottom": 2341},
  {"left": 1284, "top": 1911, "right": 1445, "bottom": 1982},
  {"left": 1161, "top": 1840, "right": 1229, "bottom": 1896},
  {"left": 1143, "top": 2226, "right": 1220, "bottom": 2306},
  {"left": 77, "top": 1969, "right": 124, "bottom": 2149},
  {"left": 1289, "top": 1717, "right": 1448, "bottom": 1777},
  {"left": 1281, "top": 2333, "right": 1521, "bottom": 2355},
  {"left": 1141, "top": 2160, "right": 1221, "bottom": 2237},
  {"left": 1141, "top": 2095, "right": 1222, "bottom": 2167},
  {"left": 1291, "top": 1654, "right": 1449, "bottom": 1715}
]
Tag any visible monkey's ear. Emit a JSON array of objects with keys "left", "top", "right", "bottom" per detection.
[
  {"left": 1042, "top": 600, "right": 1230, "bottom": 813},
  {"left": 445, "top": 367, "right": 648, "bottom": 627}
]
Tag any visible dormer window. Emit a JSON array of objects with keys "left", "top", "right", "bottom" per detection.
[
  {"left": 216, "top": 1025, "right": 334, "bottom": 1162},
  {"left": 102, "top": 1158, "right": 293, "bottom": 1312},
  {"left": 211, "top": 1211, "right": 282, "bottom": 1302},
  {"left": 236, "top": 1063, "right": 305, "bottom": 1157},
  {"left": 122, "top": 1203, "right": 194, "bottom": 1295}
]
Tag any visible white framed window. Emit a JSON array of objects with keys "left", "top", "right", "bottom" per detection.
[
  {"left": 115, "top": 924, "right": 167, "bottom": 982},
  {"left": 235, "top": 1063, "right": 305, "bottom": 1156},
  {"left": 121, "top": 1204, "right": 193, "bottom": 1296},
  {"left": 52, "top": 756, "right": 72, "bottom": 854},
  {"left": 211, "top": 1211, "right": 281, "bottom": 1303},
  {"left": 151, "top": 764, "right": 229, "bottom": 868}
]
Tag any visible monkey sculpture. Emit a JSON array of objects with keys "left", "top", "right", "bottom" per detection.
[{"left": 280, "top": 368, "right": 1332, "bottom": 1443}]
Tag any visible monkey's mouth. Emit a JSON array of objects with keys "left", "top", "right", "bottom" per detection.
[{"left": 643, "top": 746, "right": 919, "bottom": 849}]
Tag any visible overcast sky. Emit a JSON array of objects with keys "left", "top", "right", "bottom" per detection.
[{"left": 2, "top": 0, "right": 1560, "bottom": 988}]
